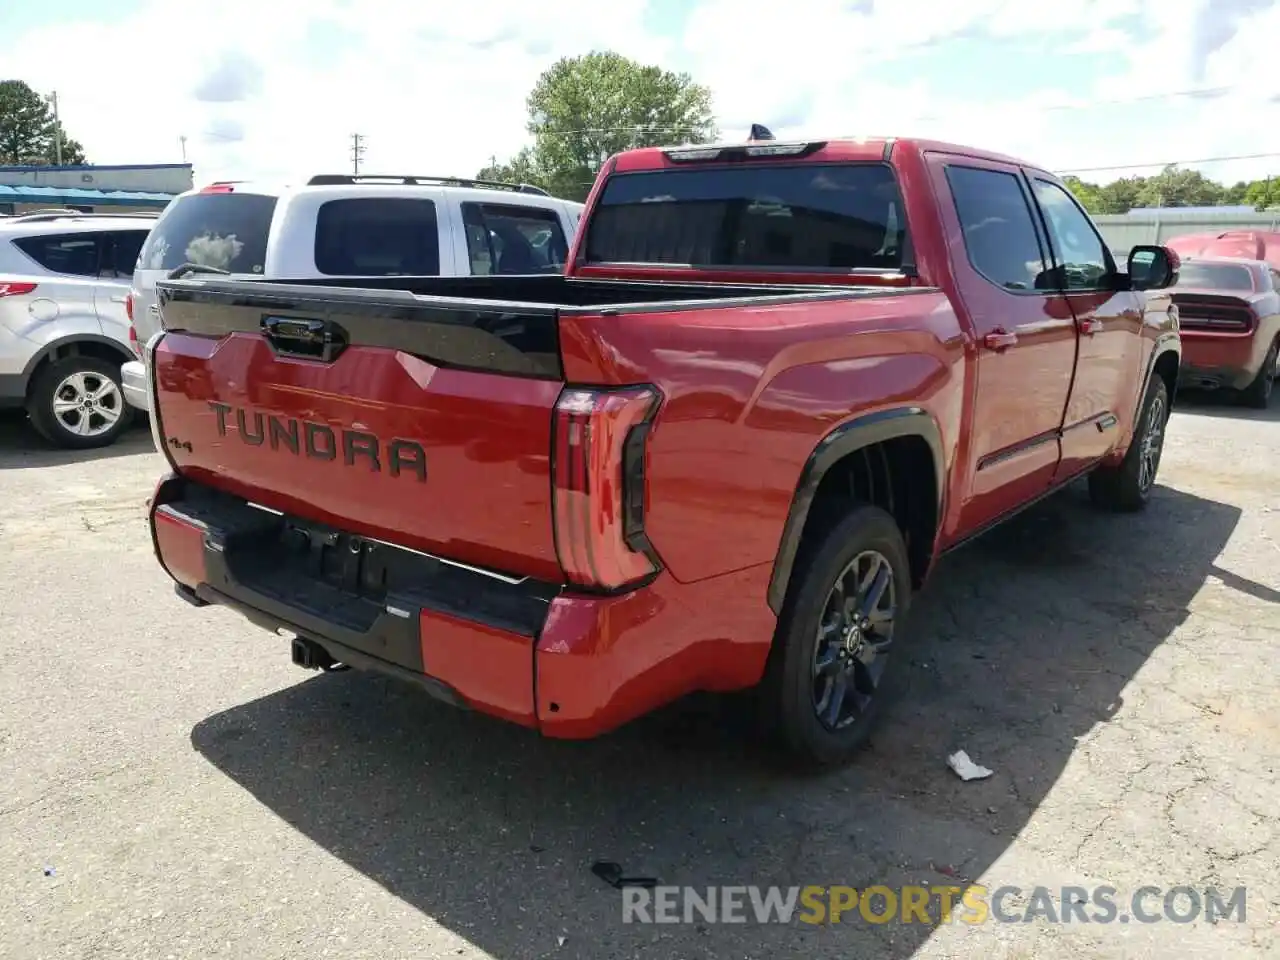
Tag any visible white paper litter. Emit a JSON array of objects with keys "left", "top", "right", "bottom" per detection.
[{"left": 947, "top": 750, "right": 994, "bottom": 781}]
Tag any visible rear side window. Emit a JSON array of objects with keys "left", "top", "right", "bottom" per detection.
[
  {"left": 314, "top": 198, "right": 439, "bottom": 276},
  {"left": 462, "top": 202, "right": 568, "bottom": 275},
  {"left": 103, "top": 229, "right": 148, "bottom": 279},
  {"left": 583, "top": 163, "right": 906, "bottom": 270},
  {"left": 12, "top": 233, "right": 101, "bottom": 277},
  {"left": 139, "top": 193, "right": 276, "bottom": 274},
  {"left": 1172, "top": 262, "right": 1255, "bottom": 291},
  {"left": 946, "top": 166, "right": 1048, "bottom": 292}
]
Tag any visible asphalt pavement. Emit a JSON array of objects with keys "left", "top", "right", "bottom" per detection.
[{"left": 0, "top": 394, "right": 1276, "bottom": 960}]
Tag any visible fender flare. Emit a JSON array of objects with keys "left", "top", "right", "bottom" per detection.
[
  {"left": 20, "top": 333, "right": 135, "bottom": 383},
  {"left": 1138, "top": 333, "right": 1181, "bottom": 412},
  {"left": 766, "top": 406, "right": 946, "bottom": 615}
]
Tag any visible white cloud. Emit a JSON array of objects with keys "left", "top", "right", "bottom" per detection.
[{"left": 2, "top": 0, "right": 1279, "bottom": 187}]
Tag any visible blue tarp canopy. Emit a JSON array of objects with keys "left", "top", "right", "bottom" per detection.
[{"left": 0, "top": 184, "right": 174, "bottom": 207}]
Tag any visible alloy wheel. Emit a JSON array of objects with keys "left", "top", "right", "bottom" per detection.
[
  {"left": 52, "top": 371, "right": 124, "bottom": 438},
  {"left": 811, "top": 549, "right": 897, "bottom": 731}
]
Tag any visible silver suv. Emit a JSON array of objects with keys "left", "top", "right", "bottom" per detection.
[
  {"left": 123, "top": 175, "right": 585, "bottom": 414},
  {"left": 0, "top": 210, "right": 157, "bottom": 448}
]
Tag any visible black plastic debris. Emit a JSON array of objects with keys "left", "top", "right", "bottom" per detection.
[{"left": 591, "top": 860, "right": 658, "bottom": 890}]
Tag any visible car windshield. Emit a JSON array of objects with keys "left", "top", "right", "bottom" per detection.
[{"left": 1173, "top": 262, "right": 1255, "bottom": 291}]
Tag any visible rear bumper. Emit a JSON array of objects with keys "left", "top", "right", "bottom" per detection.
[
  {"left": 150, "top": 475, "right": 777, "bottom": 738},
  {"left": 121, "top": 359, "right": 150, "bottom": 412}
]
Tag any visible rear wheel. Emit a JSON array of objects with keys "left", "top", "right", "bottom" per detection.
[
  {"left": 27, "top": 356, "right": 133, "bottom": 450},
  {"left": 1088, "top": 374, "right": 1168, "bottom": 512},
  {"left": 1238, "top": 338, "right": 1277, "bottom": 409},
  {"left": 758, "top": 504, "right": 912, "bottom": 768}
]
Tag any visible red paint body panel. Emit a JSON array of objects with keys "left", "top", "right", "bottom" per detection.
[
  {"left": 146, "top": 135, "right": 1183, "bottom": 742},
  {"left": 419, "top": 610, "right": 537, "bottom": 727},
  {"left": 535, "top": 565, "right": 777, "bottom": 737},
  {"left": 152, "top": 332, "right": 563, "bottom": 582},
  {"left": 153, "top": 507, "right": 207, "bottom": 589}
]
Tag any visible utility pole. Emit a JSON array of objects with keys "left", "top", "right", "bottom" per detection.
[
  {"left": 350, "top": 133, "right": 365, "bottom": 175},
  {"left": 48, "top": 91, "right": 63, "bottom": 165},
  {"left": 179, "top": 135, "right": 188, "bottom": 162}
]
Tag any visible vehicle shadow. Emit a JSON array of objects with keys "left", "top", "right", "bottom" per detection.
[
  {"left": 191, "top": 481, "right": 1240, "bottom": 959},
  {"left": 1174, "top": 386, "right": 1280, "bottom": 423},
  {"left": 0, "top": 409, "right": 154, "bottom": 468}
]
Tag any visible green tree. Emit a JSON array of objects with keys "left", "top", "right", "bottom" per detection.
[
  {"left": 1222, "top": 180, "right": 1250, "bottom": 205},
  {"left": 1243, "top": 177, "right": 1280, "bottom": 211},
  {"left": 1094, "top": 176, "right": 1147, "bottom": 214},
  {"left": 1062, "top": 175, "right": 1103, "bottom": 214},
  {"left": 1133, "top": 164, "right": 1223, "bottom": 208},
  {"left": 0, "top": 80, "right": 86, "bottom": 165},
  {"left": 481, "top": 52, "right": 716, "bottom": 201},
  {"left": 476, "top": 147, "right": 546, "bottom": 191}
]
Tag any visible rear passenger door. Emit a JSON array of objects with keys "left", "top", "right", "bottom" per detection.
[
  {"left": 930, "top": 159, "right": 1080, "bottom": 537},
  {"left": 457, "top": 202, "right": 570, "bottom": 276},
  {"left": 11, "top": 232, "right": 104, "bottom": 330},
  {"left": 92, "top": 229, "right": 148, "bottom": 344}
]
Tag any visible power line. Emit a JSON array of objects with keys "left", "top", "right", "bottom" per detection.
[{"left": 1055, "top": 151, "right": 1280, "bottom": 175}]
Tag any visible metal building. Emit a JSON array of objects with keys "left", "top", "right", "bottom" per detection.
[
  {"left": 1096, "top": 208, "right": 1280, "bottom": 257},
  {"left": 0, "top": 163, "right": 193, "bottom": 216}
]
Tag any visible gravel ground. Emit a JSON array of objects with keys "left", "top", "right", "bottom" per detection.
[{"left": 0, "top": 394, "right": 1276, "bottom": 960}]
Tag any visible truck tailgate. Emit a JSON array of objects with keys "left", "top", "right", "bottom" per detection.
[{"left": 150, "top": 283, "right": 565, "bottom": 583}]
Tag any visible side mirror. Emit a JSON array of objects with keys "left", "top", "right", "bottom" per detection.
[{"left": 1128, "top": 244, "right": 1179, "bottom": 291}]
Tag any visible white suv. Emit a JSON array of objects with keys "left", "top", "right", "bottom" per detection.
[
  {"left": 0, "top": 210, "right": 157, "bottom": 448},
  {"left": 122, "top": 174, "right": 585, "bottom": 412}
]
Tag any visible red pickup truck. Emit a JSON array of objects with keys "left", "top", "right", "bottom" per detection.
[{"left": 144, "top": 136, "right": 1181, "bottom": 767}]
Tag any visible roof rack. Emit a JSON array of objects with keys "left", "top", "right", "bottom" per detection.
[
  {"left": 8, "top": 209, "right": 161, "bottom": 223},
  {"left": 305, "top": 174, "right": 551, "bottom": 197}
]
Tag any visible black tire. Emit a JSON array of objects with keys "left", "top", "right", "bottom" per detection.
[
  {"left": 1238, "top": 338, "right": 1277, "bottom": 410},
  {"left": 1087, "top": 374, "right": 1169, "bottom": 512},
  {"left": 758, "top": 503, "right": 912, "bottom": 769},
  {"left": 26, "top": 356, "right": 134, "bottom": 450}
]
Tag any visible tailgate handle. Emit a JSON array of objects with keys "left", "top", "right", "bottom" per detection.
[{"left": 261, "top": 316, "right": 347, "bottom": 362}]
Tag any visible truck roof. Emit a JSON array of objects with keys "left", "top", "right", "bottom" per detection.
[{"left": 610, "top": 136, "right": 1053, "bottom": 177}]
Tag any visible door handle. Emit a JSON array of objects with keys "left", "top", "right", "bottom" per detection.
[
  {"left": 982, "top": 330, "right": 1018, "bottom": 352},
  {"left": 1080, "top": 318, "right": 1103, "bottom": 335},
  {"left": 109, "top": 295, "right": 127, "bottom": 303}
]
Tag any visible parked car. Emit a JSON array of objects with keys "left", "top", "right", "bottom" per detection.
[
  {"left": 0, "top": 210, "right": 157, "bottom": 448},
  {"left": 141, "top": 135, "right": 1180, "bottom": 767},
  {"left": 121, "top": 175, "right": 585, "bottom": 414},
  {"left": 1163, "top": 230, "right": 1280, "bottom": 271},
  {"left": 1164, "top": 257, "right": 1280, "bottom": 407}
]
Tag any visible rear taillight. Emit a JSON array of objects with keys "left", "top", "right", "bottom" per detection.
[
  {"left": 0, "top": 281, "right": 37, "bottom": 298},
  {"left": 128, "top": 323, "right": 142, "bottom": 359},
  {"left": 125, "top": 292, "right": 134, "bottom": 322},
  {"left": 552, "top": 385, "right": 662, "bottom": 591}
]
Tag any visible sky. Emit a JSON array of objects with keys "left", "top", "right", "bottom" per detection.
[{"left": 3, "top": 0, "right": 1280, "bottom": 188}]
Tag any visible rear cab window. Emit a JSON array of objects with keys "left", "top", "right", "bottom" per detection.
[
  {"left": 314, "top": 198, "right": 440, "bottom": 276},
  {"left": 1173, "top": 262, "right": 1256, "bottom": 292},
  {"left": 462, "top": 202, "right": 569, "bottom": 275},
  {"left": 139, "top": 192, "right": 276, "bottom": 274},
  {"left": 582, "top": 162, "right": 907, "bottom": 271}
]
